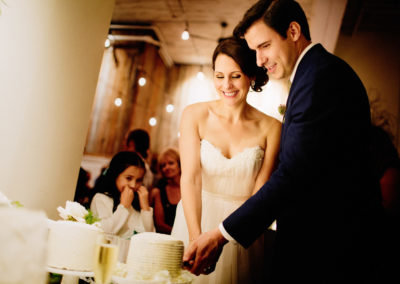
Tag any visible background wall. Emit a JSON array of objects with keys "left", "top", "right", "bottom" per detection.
[
  {"left": 335, "top": 31, "right": 400, "bottom": 151},
  {"left": 0, "top": 0, "right": 115, "bottom": 219}
]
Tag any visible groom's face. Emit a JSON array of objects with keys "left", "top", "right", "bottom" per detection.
[{"left": 244, "top": 19, "right": 298, "bottom": 80}]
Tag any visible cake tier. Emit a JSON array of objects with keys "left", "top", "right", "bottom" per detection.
[
  {"left": 47, "top": 220, "right": 102, "bottom": 271},
  {"left": 127, "top": 232, "right": 184, "bottom": 279}
]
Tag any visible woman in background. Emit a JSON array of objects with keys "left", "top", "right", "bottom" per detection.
[{"left": 150, "top": 148, "right": 181, "bottom": 234}]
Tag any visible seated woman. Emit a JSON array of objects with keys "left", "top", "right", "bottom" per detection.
[
  {"left": 150, "top": 148, "right": 181, "bottom": 234},
  {"left": 90, "top": 151, "right": 155, "bottom": 238}
]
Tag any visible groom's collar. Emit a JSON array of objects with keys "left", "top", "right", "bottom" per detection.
[{"left": 289, "top": 42, "right": 317, "bottom": 83}]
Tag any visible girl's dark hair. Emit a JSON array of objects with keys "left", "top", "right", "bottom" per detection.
[
  {"left": 94, "top": 151, "right": 146, "bottom": 211},
  {"left": 212, "top": 37, "right": 268, "bottom": 92},
  {"left": 234, "top": 0, "right": 311, "bottom": 41}
]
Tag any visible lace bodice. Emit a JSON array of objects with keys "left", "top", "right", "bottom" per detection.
[{"left": 200, "top": 139, "right": 264, "bottom": 200}]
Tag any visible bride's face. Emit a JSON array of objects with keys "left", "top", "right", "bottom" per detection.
[{"left": 213, "top": 54, "right": 251, "bottom": 106}]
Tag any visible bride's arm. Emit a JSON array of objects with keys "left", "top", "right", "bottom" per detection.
[
  {"left": 179, "top": 105, "right": 203, "bottom": 241},
  {"left": 252, "top": 119, "right": 281, "bottom": 195}
]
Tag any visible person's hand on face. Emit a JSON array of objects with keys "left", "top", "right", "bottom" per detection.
[
  {"left": 137, "top": 185, "right": 150, "bottom": 211},
  {"left": 116, "top": 165, "right": 146, "bottom": 209},
  {"left": 120, "top": 186, "right": 134, "bottom": 208}
]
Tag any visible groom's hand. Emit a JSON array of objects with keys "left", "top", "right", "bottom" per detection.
[{"left": 183, "top": 227, "right": 228, "bottom": 275}]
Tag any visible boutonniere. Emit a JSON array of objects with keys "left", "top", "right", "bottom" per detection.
[{"left": 278, "top": 104, "right": 286, "bottom": 116}]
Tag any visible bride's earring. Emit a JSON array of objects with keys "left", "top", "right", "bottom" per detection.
[{"left": 251, "top": 80, "right": 255, "bottom": 88}]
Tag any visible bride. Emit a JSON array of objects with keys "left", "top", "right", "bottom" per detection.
[{"left": 171, "top": 37, "right": 281, "bottom": 283}]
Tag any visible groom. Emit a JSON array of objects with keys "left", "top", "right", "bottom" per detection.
[{"left": 183, "top": 0, "right": 384, "bottom": 282}]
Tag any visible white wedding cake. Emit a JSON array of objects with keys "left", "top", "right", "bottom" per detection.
[
  {"left": 126, "top": 232, "right": 190, "bottom": 282},
  {"left": 47, "top": 219, "right": 102, "bottom": 271},
  {"left": 47, "top": 201, "right": 102, "bottom": 271}
]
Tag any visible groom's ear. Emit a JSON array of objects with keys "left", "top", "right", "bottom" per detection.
[{"left": 287, "top": 21, "right": 301, "bottom": 41}]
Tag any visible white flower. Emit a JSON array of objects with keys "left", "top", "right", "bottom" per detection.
[
  {"left": 57, "top": 201, "right": 88, "bottom": 223},
  {"left": 0, "top": 191, "right": 12, "bottom": 207}
]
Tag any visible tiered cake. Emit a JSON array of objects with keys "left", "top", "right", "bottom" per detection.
[
  {"left": 126, "top": 232, "right": 184, "bottom": 280},
  {"left": 47, "top": 220, "right": 102, "bottom": 271}
]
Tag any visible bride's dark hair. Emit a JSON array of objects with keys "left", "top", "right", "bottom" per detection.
[{"left": 212, "top": 37, "right": 268, "bottom": 92}]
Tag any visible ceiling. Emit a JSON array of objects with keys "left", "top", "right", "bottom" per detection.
[{"left": 110, "top": 0, "right": 399, "bottom": 67}]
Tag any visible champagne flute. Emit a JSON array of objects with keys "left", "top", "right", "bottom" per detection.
[{"left": 93, "top": 233, "right": 120, "bottom": 284}]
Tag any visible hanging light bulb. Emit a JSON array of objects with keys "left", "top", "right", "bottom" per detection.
[
  {"left": 197, "top": 71, "right": 204, "bottom": 80},
  {"left": 166, "top": 104, "right": 174, "bottom": 113},
  {"left": 138, "top": 77, "right": 146, "bottom": 86},
  {"left": 149, "top": 117, "right": 157, "bottom": 126},
  {"left": 104, "top": 38, "right": 111, "bottom": 48},
  {"left": 105, "top": 35, "right": 113, "bottom": 48},
  {"left": 114, "top": 98, "right": 122, "bottom": 107},
  {"left": 197, "top": 65, "right": 204, "bottom": 80},
  {"left": 181, "top": 29, "right": 190, "bottom": 40}
]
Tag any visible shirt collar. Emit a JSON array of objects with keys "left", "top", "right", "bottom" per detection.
[{"left": 289, "top": 42, "right": 317, "bottom": 83}]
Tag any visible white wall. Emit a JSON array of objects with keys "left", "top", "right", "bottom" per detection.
[{"left": 0, "top": 0, "right": 115, "bottom": 219}]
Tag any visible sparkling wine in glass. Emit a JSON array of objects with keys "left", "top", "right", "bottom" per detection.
[{"left": 93, "top": 233, "right": 119, "bottom": 284}]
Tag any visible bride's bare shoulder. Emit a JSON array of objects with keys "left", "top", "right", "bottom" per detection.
[
  {"left": 248, "top": 106, "right": 281, "bottom": 134},
  {"left": 248, "top": 106, "right": 279, "bottom": 123},
  {"left": 182, "top": 101, "right": 214, "bottom": 119}
]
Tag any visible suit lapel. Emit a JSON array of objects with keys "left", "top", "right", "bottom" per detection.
[{"left": 280, "top": 44, "right": 325, "bottom": 148}]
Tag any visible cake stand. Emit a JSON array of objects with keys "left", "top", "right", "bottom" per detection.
[{"left": 47, "top": 267, "right": 94, "bottom": 284}]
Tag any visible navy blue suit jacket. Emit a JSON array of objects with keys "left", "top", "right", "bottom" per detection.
[{"left": 223, "top": 44, "right": 383, "bottom": 282}]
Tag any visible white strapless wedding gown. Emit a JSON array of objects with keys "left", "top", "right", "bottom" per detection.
[{"left": 172, "top": 139, "right": 265, "bottom": 284}]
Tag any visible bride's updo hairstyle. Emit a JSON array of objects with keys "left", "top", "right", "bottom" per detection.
[{"left": 212, "top": 37, "right": 268, "bottom": 92}]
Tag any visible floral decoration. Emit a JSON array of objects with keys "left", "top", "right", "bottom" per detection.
[{"left": 57, "top": 201, "right": 100, "bottom": 226}]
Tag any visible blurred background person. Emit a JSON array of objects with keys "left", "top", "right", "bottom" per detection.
[
  {"left": 150, "top": 148, "right": 181, "bottom": 234},
  {"left": 126, "top": 129, "right": 155, "bottom": 189},
  {"left": 73, "top": 167, "right": 93, "bottom": 209}
]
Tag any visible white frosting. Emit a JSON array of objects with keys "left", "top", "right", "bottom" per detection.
[
  {"left": 127, "top": 232, "right": 184, "bottom": 280},
  {"left": 47, "top": 220, "right": 102, "bottom": 271},
  {"left": 0, "top": 207, "right": 48, "bottom": 284}
]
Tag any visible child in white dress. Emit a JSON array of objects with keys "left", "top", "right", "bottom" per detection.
[{"left": 91, "top": 151, "right": 155, "bottom": 260}]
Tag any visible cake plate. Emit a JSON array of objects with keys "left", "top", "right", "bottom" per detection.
[{"left": 47, "top": 267, "right": 94, "bottom": 284}]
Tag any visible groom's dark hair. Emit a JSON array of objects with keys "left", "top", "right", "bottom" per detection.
[{"left": 234, "top": 0, "right": 311, "bottom": 41}]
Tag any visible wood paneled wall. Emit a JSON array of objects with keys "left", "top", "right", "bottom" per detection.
[{"left": 84, "top": 43, "right": 177, "bottom": 158}]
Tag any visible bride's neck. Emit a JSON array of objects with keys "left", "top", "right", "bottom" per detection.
[{"left": 216, "top": 101, "right": 249, "bottom": 124}]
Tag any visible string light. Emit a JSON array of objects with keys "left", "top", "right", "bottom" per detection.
[
  {"left": 197, "top": 71, "right": 204, "bottom": 80},
  {"left": 138, "top": 77, "right": 146, "bottom": 86},
  {"left": 149, "top": 117, "right": 157, "bottom": 126},
  {"left": 181, "top": 29, "right": 189, "bottom": 40},
  {"left": 166, "top": 104, "right": 174, "bottom": 113},
  {"left": 114, "top": 98, "right": 122, "bottom": 107},
  {"left": 105, "top": 38, "right": 111, "bottom": 48}
]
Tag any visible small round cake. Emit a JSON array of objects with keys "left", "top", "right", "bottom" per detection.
[
  {"left": 126, "top": 232, "right": 184, "bottom": 280},
  {"left": 47, "top": 220, "right": 102, "bottom": 271}
]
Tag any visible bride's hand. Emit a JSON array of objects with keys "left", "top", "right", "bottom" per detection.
[{"left": 183, "top": 228, "right": 227, "bottom": 275}]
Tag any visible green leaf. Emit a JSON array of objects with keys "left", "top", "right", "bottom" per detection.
[
  {"left": 11, "top": 201, "right": 23, "bottom": 208},
  {"left": 84, "top": 209, "right": 100, "bottom": 225}
]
